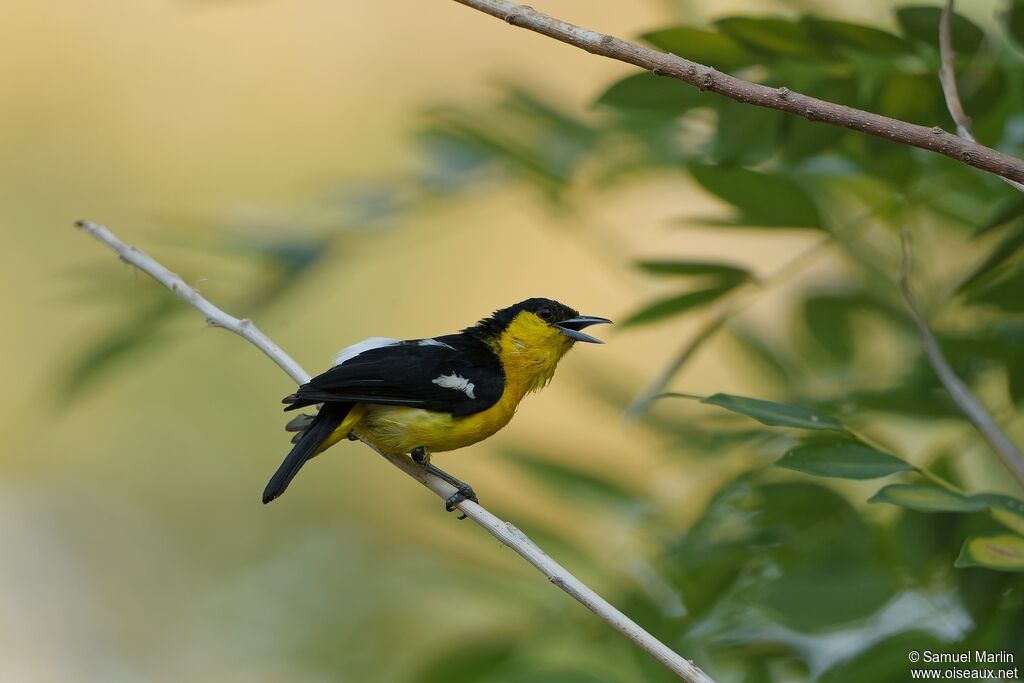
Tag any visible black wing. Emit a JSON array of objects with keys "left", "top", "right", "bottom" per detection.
[{"left": 284, "top": 334, "right": 504, "bottom": 417}]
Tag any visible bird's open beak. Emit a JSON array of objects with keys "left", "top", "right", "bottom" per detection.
[{"left": 553, "top": 316, "right": 613, "bottom": 344}]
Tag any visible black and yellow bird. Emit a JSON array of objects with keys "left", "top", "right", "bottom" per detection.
[{"left": 262, "top": 298, "right": 611, "bottom": 512}]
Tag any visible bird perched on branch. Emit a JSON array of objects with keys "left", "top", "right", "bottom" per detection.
[{"left": 262, "top": 298, "right": 611, "bottom": 513}]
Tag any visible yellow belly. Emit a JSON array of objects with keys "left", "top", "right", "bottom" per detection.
[{"left": 352, "top": 393, "right": 519, "bottom": 454}]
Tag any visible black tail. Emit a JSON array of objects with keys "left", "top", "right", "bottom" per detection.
[{"left": 262, "top": 403, "right": 350, "bottom": 504}]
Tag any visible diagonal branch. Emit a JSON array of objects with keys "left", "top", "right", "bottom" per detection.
[
  {"left": 75, "top": 221, "right": 311, "bottom": 386},
  {"left": 938, "top": 0, "right": 1024, "bottom": 192},
  {"left": 898, "top": 231, "right": 1024, "bottom": 489},
  {"left": 451, "top": 0, "right": 1024, "bottom": 185},
  {"left": 75, "top": 219, "right": 714, "bottom": 683}
]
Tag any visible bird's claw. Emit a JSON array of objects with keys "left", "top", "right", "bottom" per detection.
[{"left": 445, "top": 484, "right": 479, "bottom": 519}]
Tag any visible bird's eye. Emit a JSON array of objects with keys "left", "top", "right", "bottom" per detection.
[{"left": 537, "top": 306, "right": 553, "bottom": 321}]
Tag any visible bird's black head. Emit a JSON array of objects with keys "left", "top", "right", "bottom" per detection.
[
  {"left": 470, "top": 298, "right": 612, "bottom": 345},
  {"left": 492, "top": 298, "right": 576, "bottom": 327}
]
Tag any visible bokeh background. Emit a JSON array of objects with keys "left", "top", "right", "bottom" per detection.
[{"left": 3, "top": 0, "right": 1023, "bottom": 681}]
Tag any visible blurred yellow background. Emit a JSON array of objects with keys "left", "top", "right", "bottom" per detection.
[{"left": 0, "top": 0, "right": 932, "bottom": 681}]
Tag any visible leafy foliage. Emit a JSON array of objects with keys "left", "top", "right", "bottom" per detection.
[
  {"left": 382, "top": 2, "right": 1024, "bottom": 677},
  {"left": 869, "top": 484, "right": 987, "bottom": 512},
  {"left": 698, "top": 392, "right": 845, "bottom": 430},
  {"left": 956, "top": 533, "right": 1024, "bottom": 571},
  {"left": 70, "top": 1, "right": 1024, "bottom": 681},
  {"left": 621, "top": 283, "right": 741, "bottom": 327},
  {"left": 777, "top": 439, "right": 912, "bottom": 479}
]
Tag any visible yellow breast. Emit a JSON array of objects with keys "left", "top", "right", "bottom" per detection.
[{"left": 354, "top": 382, "right": 523, "bottom": 453}]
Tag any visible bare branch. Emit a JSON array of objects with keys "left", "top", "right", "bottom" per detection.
[
  {"left": 899, "top": 231, "right": 1024, "bottom": 489},
  {"left": 938, "top": 0, "right": 1024, "bottom": 192},
  {"left": 75, "top": 219, "right": 714, "bottom": 683},
  {"left": 451, "top": 0, "right": 1024, "bottom": 185},
  {"left": 75, "top": 220, "right": 311, "bottom": 385}
]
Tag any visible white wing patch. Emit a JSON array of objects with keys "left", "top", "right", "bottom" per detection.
[
  {"left": 432, "top": 373, "right": 476, "bottom": 399},
  {"left": 418, "top": 338, "right": 455, "bottom": 350},
  {"left": 334, "top": 337, "right": 399, "bottom": 366}
]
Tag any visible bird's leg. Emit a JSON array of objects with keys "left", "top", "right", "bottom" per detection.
[
  {"left": 410, "top": 446, "right": 430, "bottom": 467},
  {"left": 410, "top": 447, "right": 478, "bottom": 519}
]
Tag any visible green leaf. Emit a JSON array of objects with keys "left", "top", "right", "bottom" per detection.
[
  {"left": 801, "top": 17, "right": 912, "bottom": 55},
  {"left": 621, "top": 283, "right": 739, "bottom": 327},
  {"left": 726, "top": 326, "right": 795, "bottom": 384},
  {"left": 593, "top": 73, "right": 703, "bottom": 113},
  {"left": 688, "top": 164, "right": 821, "bottom": 228},
  {"left": 505, "top": 87, "right": 598, "bottom": 142},
  {"left": 418, "top": 129, "right": 498, "bottom": 187},
  {"left": 742, "top": 658, "right": 772, "bottom": 683},
  {"left": 992, "top": 508, "right": 1024, "bottom": 536},
  {"left": 669, "top": 478, "right": 877, "bottom": 622},
  {"left": 972, "top": 493, "right": 1024, "bottom": 535},
  {"left": 869, "top": 484, "right": 987, "bottom": 512},
  {"left": 777, "top": 440, "right": 913, "bottom": 479},
  {"left": 955, "top": 532, "right": 1024, "bottom": 571},
  {"left": 63, "top": 296, "right": 180, "bottom": 399},
  {"left": 504, "top": 671, "right": 615, "bottom": 683},
  {"left": 230, "top": 237, "right": 331, "bottom": 310},
  {"left": 974, "top": 194, "right": 1024, "bottom": 237},
  {"left": 710, "top": 100, "right": 785, "bottom": 165},
  {"left": 1009, "top": 358, "right": 1024, "bottom": 407},
  {"left": 877, "top": 72, "right": 942, "bottom": 126},
  {"left": 411, "top": 638, "right": 518, "bottom": 683},
  {"left": 961, "top": 63, "right": 1007, "bottom": 134},
  {"left": 642, "top": 26, "right": 756, "bottom": 71},
  {"left": 502, "top": 450, "right": 641, "bottom": 508},
  {"left": 759, "top": 553, "right": 896, "bottom": 631},
  {"left": 699, "top": 393, "right": 845, "bottom": 431},
  {"left": 1004, "top": 0, "right": 1024, "bottom": 49},
  {"left": 636, "top": 260, "right": 751, "bottom": 283},
  {"left": 846, "top": 382, "right": 959, "bottom": 419},
  {"left": 777, "top": 78, "right": 851, "bottom": 161},
  {"left": 896, "top": 6, "right": 984, "bottom": 54},
  {"left": 962, "top": 262, "right": 1024, "bottom": 312},
  {"left": 958, "top": 220, "right": 1024, "bottom": 293},
  {"left": 715, "top": 16, "right": 830, "bottom": 59},
  {"left": 802, "top": 294, "right": 856, "bottom": 363},
  {"left": 819, "top": 632, "right": 949, "bottom": 683},
  {"left": 426, "top": 107, "right": 573, "bottom": 201}
]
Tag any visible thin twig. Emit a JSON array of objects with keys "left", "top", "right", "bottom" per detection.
[
  {"left": 898, "top": 231, "right": 1024, "bottom": 489},
  {"left": 74, "top": 221, "right": 310, "bottom": 385},
  {"left": 451, "top": 0, "right": 1024, "bottom": 185},
  {"left": 75, "top": 219, "right": 714, "bottom": 683},
  {"left": 938, "top": 0, "right": 1024, "bottom": 192},
  {"left": 938, "top": 0, "right": 973, "bottom": 140}
]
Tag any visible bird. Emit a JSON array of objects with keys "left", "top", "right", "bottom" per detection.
[{"left": 262, "top": 297, "right": 611, "bottom": 514}]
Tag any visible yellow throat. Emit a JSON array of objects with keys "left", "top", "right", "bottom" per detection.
[{"left": 493, "top": 310, "right": 575, "bottom": 398}]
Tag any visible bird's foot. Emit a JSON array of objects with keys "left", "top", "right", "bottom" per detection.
[
  {"left": 411, "top": 446, "right": 430, "bottom": 466},
  {"left": 445, "top": 483, "right": 479, "bottom": 519},
  {"left": 410, "top": 446, "right": 478, "bottom": 519}
]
